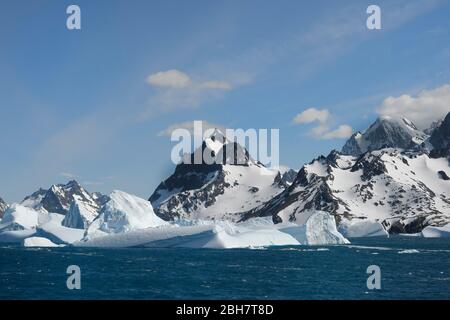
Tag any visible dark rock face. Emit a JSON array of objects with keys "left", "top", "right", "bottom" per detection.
[
  {"left": 92, "top": 192, "right": 111, "bottom": 207},
  {"left": 438, "top": 170, "right": 450, "bottom": 181},
  {"left": 0, "top": 197, "right": 7, "bottom": 218},
  {"left": 273, "top": 169, "right": 297, "bottom": 188},
  {"left": 21, "top": 180, "right": 104, "bottom": 215},
  {"left": 383, "top": 216, "right": 428, "bottom": 234},
  {"left": 350, "top": 153, "right": 387, "bottom": 181},
  {"left": 430, "top": 112, "right": 450, "bottom": 150}
]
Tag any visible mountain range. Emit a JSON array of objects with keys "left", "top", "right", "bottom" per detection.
[
  {"left": 151, "top": 112, "right": 450, "bottom": 234},
  {"left": 1, "top": 112, "right": 449, "bottom": 239}
]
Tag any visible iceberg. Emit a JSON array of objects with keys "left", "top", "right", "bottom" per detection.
[
  {"left": 84, "top": 190, "right": 169, "bottom": 239},
  {"left": 338, "top": 218, "right": 389, "bottom": 238},
  {"left": 421, "top": 223, "right": 450, "bottom": 238},
  {"left": 23, "top": 236, "right": 61, "bottom": 247},
  {"left": 77, "top": 211, "right": 349, "bottom": 248},
  {"left": 37, "top": 212, "right": 84, "bottom": 244}
]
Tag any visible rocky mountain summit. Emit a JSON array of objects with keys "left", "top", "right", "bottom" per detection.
[
  {"left": 149, "top": 130, "right": 288, "bottom": 221},
  {"left": 21, "top": 180, "right": 108, "bottom": 216}
]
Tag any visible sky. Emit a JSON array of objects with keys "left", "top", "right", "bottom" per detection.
[{"left": 1, "top": 0, "right": 450, "bottom": 202}]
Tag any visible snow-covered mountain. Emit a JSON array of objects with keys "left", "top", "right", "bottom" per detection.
[
  {"left": 0, "top": 197, "right": 7, "bottom": 218},
  {"left": 241, "top": 148, "right": 450, "bottom": 233},
  {"left": 342, "top": 116, "right": 427, "bottom": 156},
  {"left": 21, "top": 180, "right": 108, "bottom": 215},
  {"left": 149, "top": 130, "right": 286, "bottom": 221},
  {"left": 240, "top": 113, "right": 450, "bottom": 234}
]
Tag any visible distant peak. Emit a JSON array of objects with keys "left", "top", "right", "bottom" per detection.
[{"left": 65, "top": 180, "right": 81, "bottom": 187}]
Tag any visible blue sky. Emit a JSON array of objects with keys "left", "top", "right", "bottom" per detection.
[{"left": 1, "top": 0, "right": 450, "bottom": 202}]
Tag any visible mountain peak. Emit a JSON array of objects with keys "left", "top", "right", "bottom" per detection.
[
  {"left": 21, "top": 180, "right": 104, "bottom": 215},
  {"left": 342, "top": 116, "right": 426, "bottom": 156}
]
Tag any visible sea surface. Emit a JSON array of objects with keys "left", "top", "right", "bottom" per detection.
[{"left": 0, "top": 237, "right": 449, "bottom": 300}]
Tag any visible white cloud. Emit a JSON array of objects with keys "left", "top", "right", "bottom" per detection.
[
  {"left": 377, "top": 84, "right": 450, "bottom": 129},
  {"left": 158, "top": 120, "right": 226, "bottom": 137},
  {"left": 146, "top": 70, "right": 191, "bottom": 88},
  {"left": 321, "top": 125, "right": 353, "bottom": 140},
  {"left": 293, "top": 108, "right": 330, "bottom": 124},
  {"left": 293, "top": 108, "right": 352, "bottom": 140},
  {"left": 141, "top": 69, "right": 246, "bottom": 118}
]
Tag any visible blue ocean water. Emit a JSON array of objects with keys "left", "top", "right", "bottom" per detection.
[{"left": 0, "top": 237, "right": 449, "bottom": 300}]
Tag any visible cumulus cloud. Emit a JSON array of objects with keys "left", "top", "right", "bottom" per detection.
[
  {"left": 377, "top": 84, "right": 450, "bottom": 129},
  {"left": 293, "top": 108, "right": 330, "bottom": 124},
  {"left": 158, "top": 120, "right": 226, "bottom": 137},
  {"left": 293, "top": 108, "right": 352, "bottom": 140}
]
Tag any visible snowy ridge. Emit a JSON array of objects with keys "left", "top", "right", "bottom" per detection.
[
  {"left": 21, "top": 180, "right": 107, "bottom": 216},
  {"left": 240, "top": 148, "right": 450, "bottom": 234}
]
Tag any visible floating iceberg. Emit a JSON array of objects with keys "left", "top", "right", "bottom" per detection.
[
  {"left": 84, "top": 190, "right": 169, "bottom": 239},
  {"left": 76, "top": 211, "right": 349, "bottom": 249},
  {"left": 421, "top": 223, "right": 450, "bottom": 238},
  {"left": 23, "top": 236, "right": 61, "bottom": 247},
  {"left": 0, "top": 192, "right": 350, "bottom": 249},
  {"left": 338, "top": 218, "right": 388, "bottom": 238}
]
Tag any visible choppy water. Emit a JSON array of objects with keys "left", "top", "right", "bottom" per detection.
[{"left": 0, "top": 237, "right": 449, "bottom": 299}]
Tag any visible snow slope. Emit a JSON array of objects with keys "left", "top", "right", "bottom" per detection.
[{"left": 240, "top": 148, "right": 450, "bottom": 234}]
